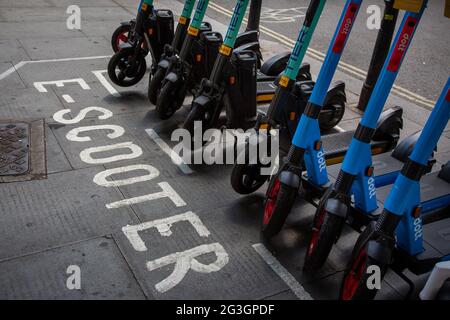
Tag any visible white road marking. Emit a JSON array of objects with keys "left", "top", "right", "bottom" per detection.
[
  {"left": 147, "top": 243, "right": 229, "bottom": 293},
  {"left": 94, "top": 164, "right": 160, "bottom": 188},
  {"left": 34, "top": 78, "right": 90, "bottom": 92},
  {"left": 92, "top": 69, "right": 121, "bottom": 97},
  {"left": 66, "top": 124, "right": 125, "bottom": 142},
  {"left": 53, "top": 106, "right": 113, "bottom": 124},
  {"left": 0, "top": 55, "right": 110, "bottom": 81},
  {"left": 62, "top": 94, "right": 75, "bottom": 103},
  {"left": 79, "top": 141, "right": 143, "bottom": 164},
  {"left": 106, "top": 181, "right": 187, "bottom": 209},
  {"left": 122, "top": 211, "right": 210, "bottom": 252},
  {"left": 252, "top": 243, "right": 314, "bottom": 300},
  {"left": 145, "top": 128, "right": 194, "bottom": 175}
]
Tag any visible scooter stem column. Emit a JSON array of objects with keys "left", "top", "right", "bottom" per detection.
[
  {"left": 246, "top": 0, "right": 261, "bottom": 32},
  {"left": 292, "top": 0, "right": 362, "bottom": 149},
  {"left": 179, "top": 0, "right": 210, "bottom": 59}
]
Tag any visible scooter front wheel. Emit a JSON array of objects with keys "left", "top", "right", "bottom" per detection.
[
  {"left": 339, "top": 240, "right": 387, "bottom": 300},
  {"left": 182, "top": 105, "right": 204, "bottom": 136},
  {"left": 155, "top": 81, "right": 179, "bottom": 119},
  {"left": 262, "top": 176, "right": 298, "bottom": 238},
  {"left": 304, "top": 203, "right": 345, "bottom": 272},
  {"left": 111, "top": 23, "right": 132, "bottom": 53},
  {"left": 108, "top": 48, "right": 147, "bottom": 87},
  {"left": 148, "top": 67, "right": 166, "bottom": 105},
  {"left": 231, "top": 163, "right": 268, "bottom": 195}
]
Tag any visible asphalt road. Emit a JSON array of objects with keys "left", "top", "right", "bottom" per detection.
[{"left": 202, "top": 0, "right": 450, "bottom": 103}]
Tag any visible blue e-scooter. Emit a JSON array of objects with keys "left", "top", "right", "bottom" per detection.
[
  {"left": 304, "top": 1, "right": 430, "bottom": 271},
  {"left": 340, "top": 78, "right": 450, "bottom": 300},
  {"left": 262, "top": 0, "right": 405, "bottom": 237}
]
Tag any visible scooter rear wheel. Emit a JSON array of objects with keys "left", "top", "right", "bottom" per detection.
[
  {"left": 155, "top": 81, "right": 178, "bottom": 119},
  {"left": 319, "top": 96, "right": 346, "bottom": 132},
  {"left": 148, "top": 67, "right": 166, "bottom": 105},
  {"left": 111, "top": 24, "right": 132, "bottom": 53},
  {"left": 231, "top": 163, "right": 267, "bottom": 195},
  {"left": 262, "top": 176, "right": 298, "bottom": 238},
  {"left": 108, "top": 48, "right": 147, "bottom": 87}
]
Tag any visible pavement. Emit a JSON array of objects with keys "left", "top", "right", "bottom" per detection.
[{"left": 0, "top": 0, "right": 449, "bottom": 300}]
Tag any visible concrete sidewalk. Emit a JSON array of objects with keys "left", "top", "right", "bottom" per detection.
[{"left": 0, "top": 0, "right": 448, "bottom": 300}]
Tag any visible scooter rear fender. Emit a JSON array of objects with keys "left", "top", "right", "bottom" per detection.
[{"left": 235, "top": 30, "right": 259, "bottom": 48}]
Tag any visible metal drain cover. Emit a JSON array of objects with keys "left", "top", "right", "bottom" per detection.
[
  {"left": 0, "top": 119, "right": 47, "bottom": 183},
  {"left": 0, "top": 122, "right": 30, "bottom": 176}
]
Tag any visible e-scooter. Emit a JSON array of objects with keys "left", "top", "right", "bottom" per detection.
[
  {"left": 304, "top": 1, "right": 429, "bottom": 272},
  {"left": 108, "top": 0, "right": 174, "bottom": 87},
  {"left": 111, "top": 0, "right": 144, "bottom": 53},
  {"left": 261, "top": 0, "right": 403, "bottom": 238},
  {"left": 147, "top": 0, "right": 198, "bottom": 104},
  {"left": 230, "top": 0, "right": 346, "bottom": 195},
  {"left": 180, "top": 0, "right": 253, "bottom": 132},
  {"left": 155, "top": 0, "right": 269, "bottom": 120},
  {"left": 340, "top": 77, "right": 450, "bottom": 300}
]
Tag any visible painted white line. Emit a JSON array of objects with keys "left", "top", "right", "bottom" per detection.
[
  {"left": 0, "top": 55, "right": 110, "bottom": 81},
  {"left": 62, "top": 94, "right": 75, "bottom": 103},
  {"left": 145, "top": 128, "right": 194, "bottom": 175},
  {"left": 208, "top": 1, "right": 436, "bottom": 110},
  {"left": 92, "top": 70, "right": 121, "bottom": 97},
  {"left": 252, "top": 243, "right": 313, "bottom": 300}
]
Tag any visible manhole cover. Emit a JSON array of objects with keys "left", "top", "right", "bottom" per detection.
[
  {"left": 0, "top": 122, "right": 30, "bottom": 176},
  {"left": 0, "top": 119, "right": 46, "bottom": 183}
]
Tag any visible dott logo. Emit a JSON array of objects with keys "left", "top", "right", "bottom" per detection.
[
  {"left": 387, "top": 17, "right": 418, "bottom": 72},
  {"left": 332, "top": 3, "right": 360, "bottom": 54}
]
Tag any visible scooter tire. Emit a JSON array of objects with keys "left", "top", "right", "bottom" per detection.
[
  {"left": 231, "top": 163, "right": 267, "bottom": 195},
  {"left": 262, "top": 176, "right": 298, "bottom": 238},
  {"left": 111, "top": 23, "right": 132, "bottom": 53},
  {"left": 182, "top": 105, "right": 204, "bottom": 136},
  {"left": 319, "top": 97, "right": 346, "bottom": 132},
  {"left": 304, "top": 208, "right": 345, "bottom": 273},
  {"left": 108, "top": 48, "right": 147, "bottom": 87},
  {"left": 148, "top": 67, "right": 166, "bottom": 105},
  {"left": 339, "top": 239, "right": 387, "bottom": 300},
  {"left": 155, "top": 81, "right": 179, "bottom": 119}
]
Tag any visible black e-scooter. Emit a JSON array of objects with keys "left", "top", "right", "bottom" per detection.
[{"left": 108, "top": 0, "right": 174, "bottom": 87}]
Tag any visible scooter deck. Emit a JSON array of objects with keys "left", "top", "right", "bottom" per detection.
[
  {"left": 256, "top": 80, "right": 277, "bottom": 103},
  {"left": 322, "top": 131, "right": 397, "bottom": 166},
  {"left": 393, "top": 217, "right": 450, "bottom": 275},
  {"left": 325, "top": 150, "right": 404, "bottom": 179},
  {"left": 378, "top": 170, "right": 450, "bottom": 273},
  {"left": 376, "top": 170, "right": 450, "bottom": 212}
]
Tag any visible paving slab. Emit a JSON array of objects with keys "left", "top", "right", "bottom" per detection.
[
  {"left": 0, "top": 39, "right": 30, "bottom": 64},
  {"left": 0, "top": 237, "right": 146, "bottom": 299},
  {"left": 114, "top": 206, "right": 291, "bottom": 300},
  {"left": 0, "top": 167, "right": 138, "bottom": 260},
  {"left": 0, "top": 87, "right": 63, "bottom": 122}
]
